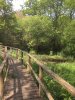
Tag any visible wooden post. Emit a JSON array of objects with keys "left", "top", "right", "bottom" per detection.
[
  {"left": 10, "top": 47, "right": 12, "bottom": 56},
  {"left": 6, "top": 57, "right": 8, "bottom": 68},
  {"left": 27, "top": 56, "right": 31, "bottom": 73},
  {"left": 0, "top": 76, "right": 3, "bottom": 100},
  {"left": 16, "top": 49, "right": 19, "bottom": 59},
  {"left": 21, "top": 51, "right": 23, "bottom": 64},
  {"left": 3, "top": 46, "right": 7, "bottom": 59},
  {"left": 39, "top": 66, "right": 42, "bottom": 96},
  {"left": 4, "top": 58, "right": 9, "bottom": 83}
]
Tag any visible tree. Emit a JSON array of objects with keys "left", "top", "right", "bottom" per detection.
[
  {"left": 23, "top": 0, "right": 75, "bottom": 55},
  {"left": 63, "top": 20, "right": 75, "bottom": 57},
  {"left": 21, "top": 15, "right": 53, "bottom": 53},
  {"left": 64, "top": 0, "right": 75, "bottom": 19},
  {"left": 0, "top": 0, "right": 17, "bottom": 46}
]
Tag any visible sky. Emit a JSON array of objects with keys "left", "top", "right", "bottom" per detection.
[{"left": 12, "top": 0, "right": 25, "bottom": 11}]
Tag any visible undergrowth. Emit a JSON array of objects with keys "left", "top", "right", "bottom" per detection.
[{"left": 31, "top": 55, "right": 75, "bottom": 100}]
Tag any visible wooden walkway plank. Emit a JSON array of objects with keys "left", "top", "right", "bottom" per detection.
[{"left": 4, "top": 59, "right": 42, "bottom": 100}]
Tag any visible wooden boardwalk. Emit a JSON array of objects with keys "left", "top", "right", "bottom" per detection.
[
  {"left": 4, "top": 59, "right": 42, "bottom": 100},
  {"left": 1, "top": 45, "right": 75, "bottom": 100}
]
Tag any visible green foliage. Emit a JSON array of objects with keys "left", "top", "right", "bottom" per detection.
[
  {"left": 21, "top": 15, "right": 53, "bottom": 53},
  {"left": 44, "top": 62, "right": 75, "bottom": 100},
  {"left": 0, "top": 0, "right": 18, "bottom": 46},
  {"left": 63, "top": 20, "right": 75, "bottom": 57},
  {"left": 64, "top": 0, "right": 75, "bottom": 9},
  {"left": 23, "top": 0, "right": 75, "bottom": 56},
  {"left": 0, "top": 0, "right": 75, "bottom": 56},
  {"left": 32, "top": 55, "right": 75, "bottom": 100}
]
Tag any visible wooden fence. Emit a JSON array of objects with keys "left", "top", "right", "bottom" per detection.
[
  {"left": 0, "top": 46, "right": 9, "bottom": 100},
  {"left": 0, "top": 45, "right": 75, "bottom": 100}
]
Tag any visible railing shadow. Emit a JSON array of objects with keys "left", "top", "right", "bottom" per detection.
[
  {"left": 5, "top": 60, "right": 23, "bottom": 100},
  {"left": 5, "top": 59, "right": 40, "bottom": 100}
]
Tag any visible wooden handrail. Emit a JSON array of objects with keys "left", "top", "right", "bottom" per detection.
[
  {"left": 27, "top": 54, "right": 54, "bottom": 99},
  {"left": 0, "top": 59, "right": 6, "bottom": 100},
  {"left": 27, "top": 62, "right": 54, "bottom": 100},
  {"left": 27, "top": 53, "right": 75, "bottom": 97},
  {"left": 0, "top": 45, "right": 9, "bottom": 100},
  {"left": 0, "top": 57, "right": 9, "bottom": 99},
  {"left": 0, "top": 59, "right": 6, "bottom": 73},
  {"left": 0, "top": 45, "right": 75, "bottom": 99}
]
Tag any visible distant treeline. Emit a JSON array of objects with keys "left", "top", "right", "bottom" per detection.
[{"left": 0, "top": 0, "right": 75, "bottom": 57}]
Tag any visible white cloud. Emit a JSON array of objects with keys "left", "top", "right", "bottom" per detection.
[{"left": 12, "top": 0, "right": 25, "bottom": 11}]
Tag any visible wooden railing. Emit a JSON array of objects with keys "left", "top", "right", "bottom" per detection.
[
  {"left": 26, "top": 54, "right": 75, "bottom": 100},
  {"left": 0, "top": 45, "right": 75, "bottom": 100},
  {"left": 0, "top": 46, "right": 9, "bottom": 100}
]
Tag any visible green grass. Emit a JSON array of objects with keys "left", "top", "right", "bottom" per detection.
[
  {"left": 31, "top": 55, "right": 75, "bottom": 100},
  {"left": 47, "top": 62, "right": 75, "bottom": 85},
  {"left": 44, "top": 62, "right": 75, "bottom": 100},
  {"left": 33, "top": 54, "right": 74, "bottom": 64}
]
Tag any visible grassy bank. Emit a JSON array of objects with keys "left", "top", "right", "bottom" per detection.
[{"left": 31, "top": 55, "right": 75, "bottom": 100}]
